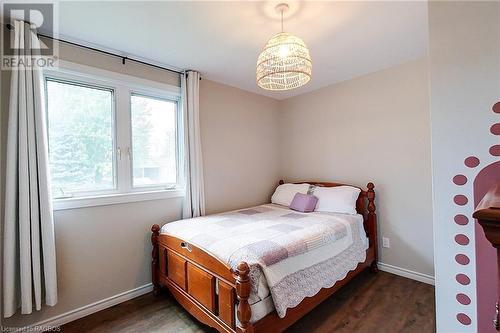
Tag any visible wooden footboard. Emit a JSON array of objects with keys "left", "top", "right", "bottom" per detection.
[
  {"left": 151, "top": 229, "right": 251, "bottom": 332},
  {"left": 151, "top": 181, "right": 378, "bottom": 333}
]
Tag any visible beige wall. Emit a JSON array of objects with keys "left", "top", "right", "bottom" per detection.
[
  {"left": 0, "top": 33, "right": 434, "bottom": 328},
  {"left": 48, "top": 36, "right": 181, "bottom": 87},
  {"left": 0, "top": 40, "right": 185, "bottom": 328},
  {"left": 0, "top": 40, "right": 280, "bottom": 327},
  {"left": 278, "top": 58, "right": 434, "bottom": 276},
  {"left": 1, "top": 198, "right": 183, "bottom": 328},
  {"left": 200, "top": 80, "right": 281, "bottom": 214}
]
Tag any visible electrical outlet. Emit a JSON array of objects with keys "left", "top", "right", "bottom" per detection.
[{"left": 382, "top": 237, "right": 390, "bottom": 248}]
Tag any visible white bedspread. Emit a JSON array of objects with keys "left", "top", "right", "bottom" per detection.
[{"left": 161, "top": 204, "right": 368, "bottom": 318}]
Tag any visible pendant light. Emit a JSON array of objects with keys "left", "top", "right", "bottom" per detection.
[{"left": 256, "top": 3, "right": 312, "bottom": 91}]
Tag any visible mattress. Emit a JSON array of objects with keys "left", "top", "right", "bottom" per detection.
[
  {"left": 161, "top": 204, "right": 368, "bottom": 318},
  {"left": 245, "top": 210, "right": 370, "bottom": 323},
  {"left": 249, "top": 211, "right": 367, "bottom": 303}
]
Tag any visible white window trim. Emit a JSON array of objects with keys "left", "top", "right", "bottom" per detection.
[
  {"left": 52, "top": 188, "right": 185, "bottom": 211},
  {"left": 51, "top": 60, "right": 181, "bottom": 97},
  {"left": 44, "top": 60, "right": 184, "bottom": 210}
]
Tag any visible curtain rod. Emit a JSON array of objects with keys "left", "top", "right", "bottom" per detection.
[{"left": 5, "top": 23, "right": 185, "bottom": 76}]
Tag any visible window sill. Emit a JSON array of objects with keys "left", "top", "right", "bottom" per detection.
[{"left": 52, "top": 189, "right": 185, "bottom": 211}]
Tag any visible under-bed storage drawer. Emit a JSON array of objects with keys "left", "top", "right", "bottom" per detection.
[
  {"left": 167, "top": 252, "right": 187, "bottom": 290},
  {"left": 187, "top": 263, "right": 216, "bottom": 312}
]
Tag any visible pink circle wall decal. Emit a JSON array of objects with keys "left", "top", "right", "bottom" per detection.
[
  {"left": 455, "top": 234, "right": 470, "bottom": 245},
  {"left": 490, "top": 145, "right": 500, "bottom": 156},
  {"left": 456, "top": 254, "right": 470, "bottom": 265},
  {"left": 493, "top": 102, "right": 500, "bottom": 113},
  {"left": 454, "top": 215, "right": 469, "bottom": 225},
  {"left": 456, "top": 274, "right": 470, "bottom": 285},
  {"left": 464, "top": 156, "right": 480, "bottom": 168},
  {"left": 452, "top": 174, "right": 467, "bottom": 185},
  {"left": 456, "top": 293, "right": 471, "bottom": 305},
  {"left": 491, "top": 123, "right": 500, "bottom": 135},
  {"left": 454, "top": 195, "right": 468, "bottom": 206},
  {"left": 457, "top": 313, "right": 472, "bottom": 325}
]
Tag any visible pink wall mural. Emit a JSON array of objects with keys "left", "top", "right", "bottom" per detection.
[
  {"left": 429, "top": 3, "right": 499, "bottom": 330},
  {"left": 451, "top": 102, "right": 500, "bottom": 330}
]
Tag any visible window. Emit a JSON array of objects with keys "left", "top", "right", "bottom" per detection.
[
  {"left": 44, "top": 63, "right": 183, "bottom": 209},
  {"left": 131, "top": 94, "right": 177, "bottom": 187},
  {"left": 46, "top": 79, "right": 115, "bottom": 196}
]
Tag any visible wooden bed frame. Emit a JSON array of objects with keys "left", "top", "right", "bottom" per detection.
[{"left": 151, "top": 180, "right": 378, "bottom": 333}]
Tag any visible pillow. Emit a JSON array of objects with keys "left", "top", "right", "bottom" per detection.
[
  {"left": 312, "top": 186, "right": 361, "bottom": 215},
  {"left": 289, "top": 193, "right": 318, "bottom": 213},
  {"left": 271, "top": 183, "right": 310, "bottom": 206}
]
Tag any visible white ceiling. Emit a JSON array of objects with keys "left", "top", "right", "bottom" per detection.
[{"left": 52, "top": 1, "right": 428, "bottom": 100}]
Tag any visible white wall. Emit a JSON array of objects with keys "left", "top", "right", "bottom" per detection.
[
  {"left": 428, "top": 2, "right": 500, "bottom": 332},
  {"left": 279, "top": 58, "right": 434, "bottom": 277}
]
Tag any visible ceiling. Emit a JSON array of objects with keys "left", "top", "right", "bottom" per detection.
[{"left": 49, "top": 1, "right": 428, "bottom": 100}]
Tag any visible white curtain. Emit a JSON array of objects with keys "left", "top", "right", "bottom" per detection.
[
  {"left": 182, "top": 71, "right": 205, "bottom": 218},
  {"left": 3, "top": 20, "right": 58, "bottom": 318}
]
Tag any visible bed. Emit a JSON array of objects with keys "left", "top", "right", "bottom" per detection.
[{"left": 151, "top": 180, "right": 378, "bottom": 333}]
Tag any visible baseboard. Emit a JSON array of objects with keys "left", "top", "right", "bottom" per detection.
[
  {"left": 21, "top": 263, "right": 431, "bottom": 330},
  {"left": 378, "top": 262, "right": 435, "bottom": 285},
  {"left": 26, "top": 283, "right": 153, "bottom": 330}
]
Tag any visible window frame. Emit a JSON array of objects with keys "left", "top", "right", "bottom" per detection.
[
  {"left": 44, "top": 60, "right": 184, "bottom": 210},
  {"left": 44, "top": 76, "right": 119, "bottom": 198},
  {"left": 129, "top": 92, "right": 180, "bottom": 191}
]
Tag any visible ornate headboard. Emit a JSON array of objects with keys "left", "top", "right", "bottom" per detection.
[
  {"left": 277, "top": 180, "right": 378, "bottom": 258},
  {"left": 278, "top": 179, "right": 375, "bottom": 217}
]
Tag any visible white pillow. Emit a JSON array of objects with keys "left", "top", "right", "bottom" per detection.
[
  {"left": 313, "top": 186, "right": 361, "bottom": 215},
  {"left": 271, "top": 183, "right": 310, "bottom": 206}
]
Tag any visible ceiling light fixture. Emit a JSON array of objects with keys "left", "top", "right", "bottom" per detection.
[{"left": 256, "top": 3, "right": 312, "bottom": 91}]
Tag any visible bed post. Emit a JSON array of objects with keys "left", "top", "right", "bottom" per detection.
[
  {"left": 236, "top": 262, "right": 253, "bottom": 333},
  {"left": 151, "top": 224, "right": 161, "bottom": 296},
  {"left": 367, "top": 182, "right": 378, "bottom": 272}
]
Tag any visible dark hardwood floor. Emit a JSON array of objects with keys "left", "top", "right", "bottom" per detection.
[{"left": 61, "top": 271, "right": 435, "bottom": 333}]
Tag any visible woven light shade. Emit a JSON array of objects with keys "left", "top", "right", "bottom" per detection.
[{"left": 256, "top": 32, "right": 312, "bottom": 91}]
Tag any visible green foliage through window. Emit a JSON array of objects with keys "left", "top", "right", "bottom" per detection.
[
  {"left": 131, "top": 94, "right": 177, "bottom": 187},
  {"left": 46, "top": 79, "right": 114, "bottom": 195}
]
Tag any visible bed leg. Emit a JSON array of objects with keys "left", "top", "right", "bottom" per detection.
[
  {"left": 236, "top": 262, "right": 253, "bottom": 333},
  {"left": 367, "top": 183, "right": 378, "bottom": 274},
  {"left": 151, "top": 224, "right": 161, "bottom": 296}
]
